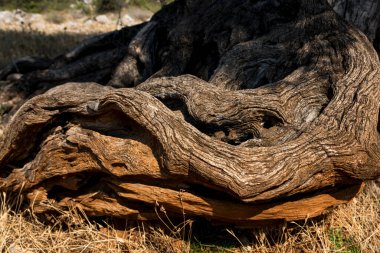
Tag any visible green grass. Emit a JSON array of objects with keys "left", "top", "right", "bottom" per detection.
[
  {"left": 329, "top": 227, "right": 361, "bottom": 253},
  {"left": 190, "top": 241, "right": 238, "bottom": 253},
  {"left": 128, "top": 0, "right": 168, "bottom": 12},
  {"left": 0, "top": 104, "right": 12, "bottom": 116}
]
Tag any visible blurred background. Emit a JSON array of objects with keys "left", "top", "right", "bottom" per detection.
[
  {"left": 0, "top": 0, "right": 173, "bottom": 67},
  {"left": 0, "top": 0, "right": 169, "bottom": 13}
]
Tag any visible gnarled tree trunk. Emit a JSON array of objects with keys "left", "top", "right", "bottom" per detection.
[
  {"left": 0, "top": 0, "right": 380, "bottom": 226},
  {"left": 328, "top": 0, "right": 380, "bottom": 51}
]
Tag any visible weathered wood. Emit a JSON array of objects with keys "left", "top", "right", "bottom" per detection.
[
  {"left": 26, "top": 181, "right": 364, "bottom": 226},
  {"left": 1, "top": 0, "right": 380, "bottom": 225},
  {"left": 328, "top": 0, "right": 380, "bottom": 41},
  {"left": 328, "top": 0, "right": 380, "bottom": 53}
]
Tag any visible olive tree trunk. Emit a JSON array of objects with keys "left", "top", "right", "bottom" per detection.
[
  {"left": 328, "top": 0, "right": 380, "bottom": 51},
  {"left": 0, "top": 0, "right": 379, "bottom": 226}
]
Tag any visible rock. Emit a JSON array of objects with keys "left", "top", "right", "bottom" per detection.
[
  {"left": 13, "top": 9, "right": 25, "bottom": 23},
  {"left": 31, "top": 21, "right": 46, "bottom": 31},
  {"left": 95, "top": 15, "right": 111, "bottom": 24},
  {"left": 14, "top": 9, "right": 26, "bottom": 17},
  {"left": 63, "top": 21, "right": 80, "bottom": 30},
  {"left": 84, "top": 19, "right": 95, "bottom": 26},
  {"left": 6, "top": 73, "right": 23, "bottom": 82},
  {"left": 121, "top": 14, "right": 137, "bottom": 26},
  {"left": 0, "top": 10, "right": 44, "bottom": 27},
  {"left": 28, "top": 13, "right": 44, "bottom": 23},
  {"left": 0, "top": 11, "right": 15, "bottom": 24}
]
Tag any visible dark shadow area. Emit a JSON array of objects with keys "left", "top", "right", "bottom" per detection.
[
  {"left": 375, "top": 27, "right": 380, "bottom": 55},
  {"left": 0, "top": 29, "right": 96, "bottom": 67}
]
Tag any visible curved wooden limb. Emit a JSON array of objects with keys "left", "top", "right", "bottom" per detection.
[
  {"left": 0, "top": 72, "right": 377, "bottom": 201},
  {"left": 26, "top": 180, "right": 364, "bottom": 226}
]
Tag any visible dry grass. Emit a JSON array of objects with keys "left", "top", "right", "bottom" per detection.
[
  {"left": 243, "top": 181, "right": 380, "bottom": 253},
  {"left": 0, "top": 193, "right": 190, "bottom": 252},
  {"left": 0, "top": 182, "right": 378, "bottom": 252},
  {"left": 0, "top": 29, "right": 91, "bottom": 67},
  {"left": 0, "top": 11, "right": 379, "bottom": 253},
  {"left": 0, "top": 15, "right": 117, "bottom": 67},
  {"left": 0, "top": 8, "right": 151, "bottom": 67}
]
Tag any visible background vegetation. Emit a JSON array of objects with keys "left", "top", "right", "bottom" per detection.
[{"left": 0, "top": 0, "right": 171, "bottom": 13}]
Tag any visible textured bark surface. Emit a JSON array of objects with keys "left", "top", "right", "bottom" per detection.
[
  {"left": 328, "top": 0, "right": 380, "bottom": 44},
  {"left": 0, "top": 0, "right": 380, "bottom": 225}
]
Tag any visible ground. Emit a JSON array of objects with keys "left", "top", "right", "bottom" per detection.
[{"left": 0, "top": 7, "right": 379, "bottom": 253}]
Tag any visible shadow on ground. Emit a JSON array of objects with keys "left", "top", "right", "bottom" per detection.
[{"left": 0, "top": 29, "right": 99, "bottom": 67}]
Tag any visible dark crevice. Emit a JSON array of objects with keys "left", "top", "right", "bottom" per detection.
[
  {"left": 135, "top": 57, "right": 145, "bottom": 82},
  {"left": 46, "top": 171, "right": 110, "bottom": 202},
  {"left": 377, "top": 108, "right": 380, "bottom": 133},
  {"left": 161, "top": 97, "right": 281, "bottom": 145},
  {"left": 327, "top": 85, "right": 334, "bottom": 100},
  {"left": 375, "top": 26, "right": 380, "bottom": 55},
  {"left": 160, "top": 98, "right": 197, "bottom": 126},
  {"left": 209, "top": 126, "right": 259, "bottom": 145},
  {"left": 184, "top": 40, "right": 220, "bottom": 81},
  {"left": 159, "top": 97, "right": 252, "bottom": 145},
  {"left": 262, "top": 114, "right": 283, "bottom": 129},
  {"left": 0, "top": 166, "right": 14, "bottom": 179},
  {"left": 43, "top": 173, "right": 242, "bottom": 210},
  {"left": 226, "top": 132, "right": 254, "bottom": 145}
]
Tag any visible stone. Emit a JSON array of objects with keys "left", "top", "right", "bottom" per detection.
[
  {"left": 31, "top": 21, "right": 46, "bottom": 31},
  {"left": 0, "top": 11, "right": 15, "bottom": 24},
  {"left": 84, "top": 19, "right": 95, "bottom": 26},
  {"left": 95, "top": 15, "right": 111, "bottom": 24},
  {"left": 28, "top": 13, "right": 44, "bottom": 23},
  {"left": 121, "top": 14, "right": 137, "bottom": 26}
]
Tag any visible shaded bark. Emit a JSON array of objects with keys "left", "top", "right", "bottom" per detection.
[
  {"left": 0, "top": 0, "right": 380, "bottom": 225},
  {"left": 328, "top": 0, "right": 380, "bottom": 41},
  {"left": 328, "top": 0, "right": 380, "bottom": 52}
]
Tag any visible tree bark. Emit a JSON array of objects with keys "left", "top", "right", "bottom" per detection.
[
  {"left": 328, "top": 0, "right": 380, "bottom": 46},
  {"left": 0, "top": 0, "right": 380, "bottom": 226}
]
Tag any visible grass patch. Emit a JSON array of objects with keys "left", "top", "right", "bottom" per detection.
[
  {"left": 329, "top": 227, "right": 361, "bottom": 253},
  {"left": 0, "top": 182, "right": 378, "bottom": 252},
  {"left": 128, "top": 0, "right": 165, "bottom": 12}
]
